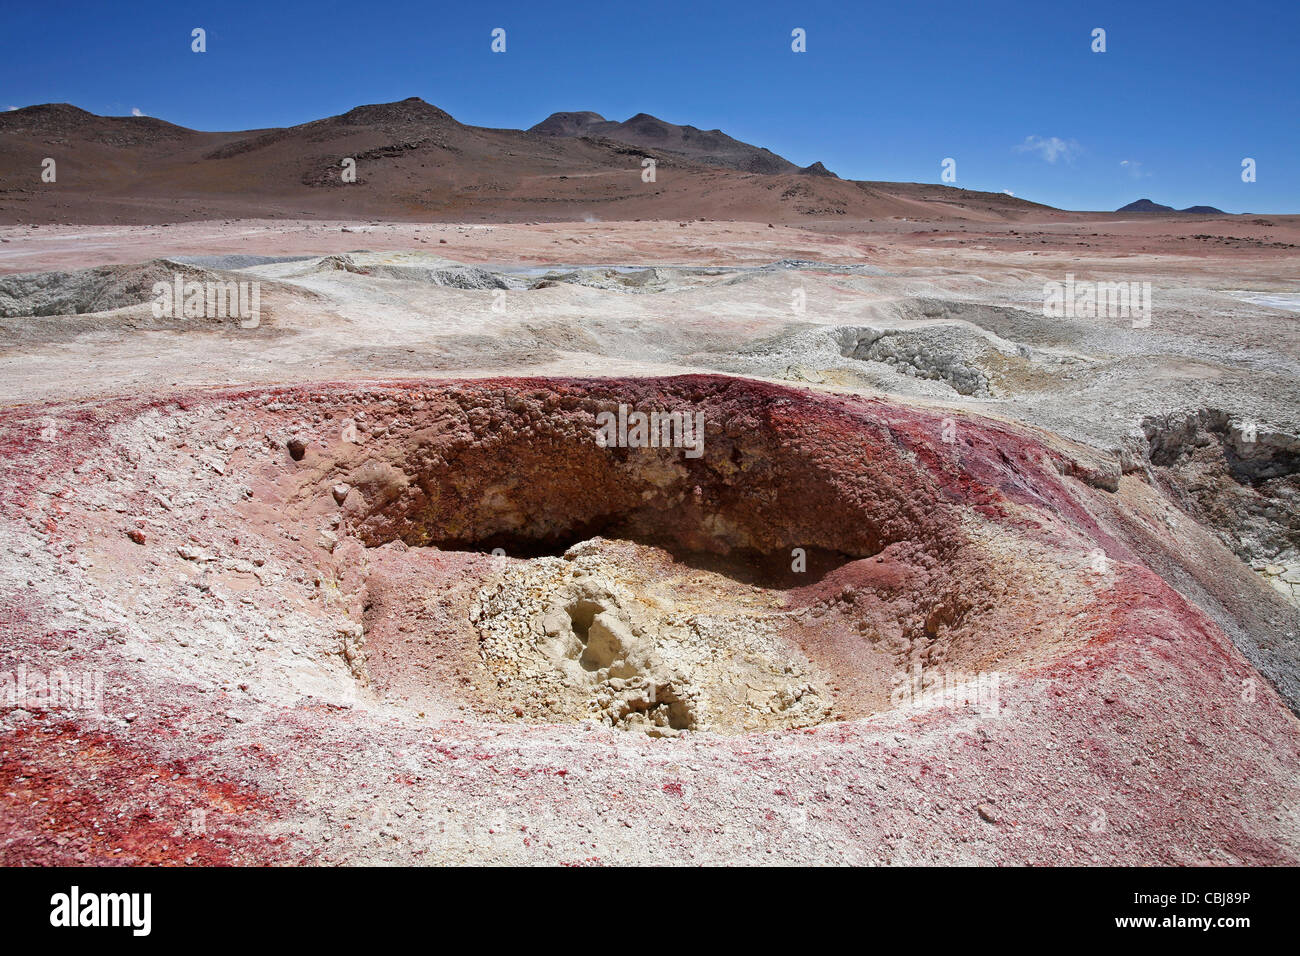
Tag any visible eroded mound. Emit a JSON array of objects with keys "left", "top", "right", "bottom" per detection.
[
  {"left": 1143, "top": 408, "right": 1300, "bottom": 604},
  {"left": 470, "top": 538, "right": 834, "bottom": 735}
]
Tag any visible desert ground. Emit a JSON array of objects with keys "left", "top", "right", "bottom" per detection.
[{"left": 1, "top": 209, "right": 1297, "bottom": 865}]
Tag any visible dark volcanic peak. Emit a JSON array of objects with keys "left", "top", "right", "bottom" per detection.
[
  {"left": 531, "top": 109, "right": 802, "bottom": 175},
  {"left": 0, "top": 103, "right": 101, "bottom": 135},
  {"left": 1118, "top": 198, "right": 1174, "bottom": 213},
  {"left": 0, "top": 102, "right": 194, "bottom": 144},
  {"left": 1118, "top": 198, "right": 1226, "bottom": 215},
  {"left": 800, "top": 161, "right": 837, "bottom": 178},
  {"left": 621, "top": 112, "right": 676, "bottom": 139},
  {"left": 202, "top": 97, "right": 462, "bottom": 160},
  {"left": 2, "top": 102, "right": 94, "bottom": 121},
  {"left": 529, "top": 111, "right": 607, "bottom": 136},
  {"left": 333, "top": 97, "right": 459, "bottom": 128}
]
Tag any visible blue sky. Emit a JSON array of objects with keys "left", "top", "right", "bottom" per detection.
[{"left": 3, "top": 0, "right": 1297, "bottom": 212}]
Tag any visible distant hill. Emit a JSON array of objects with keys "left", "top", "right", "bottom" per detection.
[{"left": 1117, "top": 198, "right": 1225, "bottom": 214}]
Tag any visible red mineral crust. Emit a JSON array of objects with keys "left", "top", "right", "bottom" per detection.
[{"left": 0, "top": 375, "right": 1296, "bottom": 864}]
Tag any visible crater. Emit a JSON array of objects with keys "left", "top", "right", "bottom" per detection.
[
  {"left": 25, "top": 375, "right": 1116, "bottom": 738},
  {"left": 217, "top": 376, "right": 1105, "bottom": 735}
]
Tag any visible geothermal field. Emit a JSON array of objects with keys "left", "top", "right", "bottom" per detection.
[{"left": 0, "top": 97, "right": 1298, "bottom": 868}]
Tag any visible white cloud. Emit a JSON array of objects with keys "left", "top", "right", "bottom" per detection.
[
  {"left": 131, "top": 107, "right": 146, "bottom": 117},
  {"left": 1119, "top": 159, "right": 1149, "bottom": 179},
  {"left": 5, "top": 106, "right": 17, "bottom": 112},
  {"left": 1002, "top": 189, "right": 1015, "bottom": 196},
  {"left": 1015, "top": 135, "right": 1080, "bottom": 164}
]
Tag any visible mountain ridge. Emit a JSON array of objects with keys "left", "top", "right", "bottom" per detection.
[
  {"left": 529, "top": 109, "right": 831, "bottom": 176},
  {"left": 0, "top": 97, "right": 1059, "bottom": 225}
]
